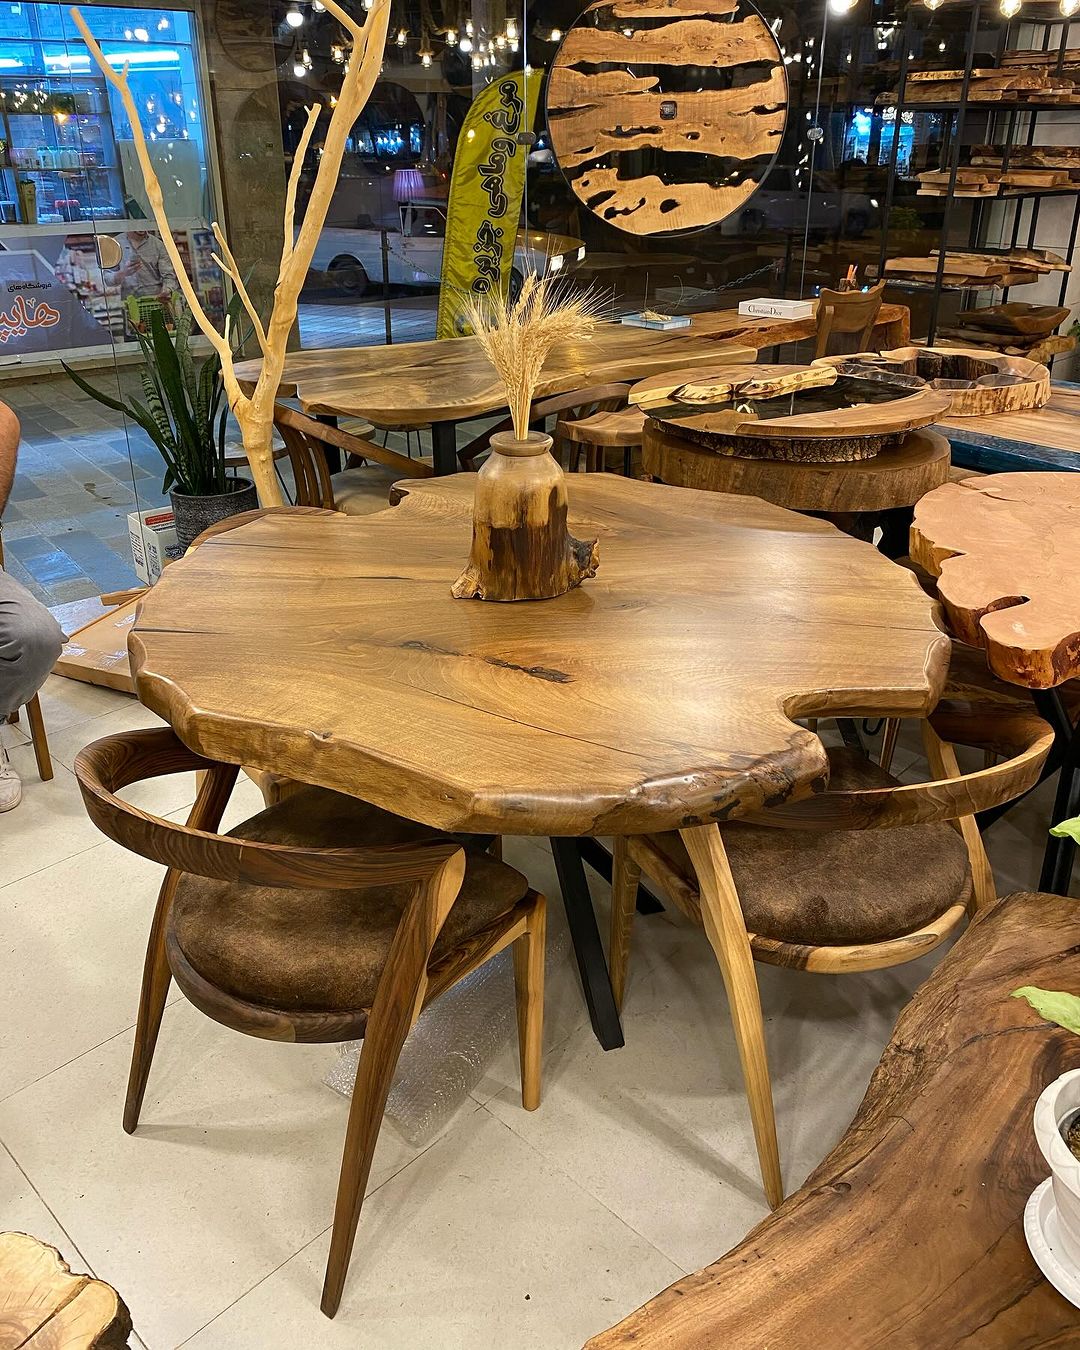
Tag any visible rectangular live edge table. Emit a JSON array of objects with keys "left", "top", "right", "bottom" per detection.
[
  {"left": 938, "top": 380, "right": 1080, "bottom": 474},
  {"left": 236, "top": 303, "right": 910, "bottom": 477}
]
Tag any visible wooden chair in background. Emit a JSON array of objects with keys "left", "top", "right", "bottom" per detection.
[
  {"left": 74, "top": 726, "right": 547, "bottom": 1318},
  {"left": 458, "top": 383, "right": 641, "bottom": 474},
  {"left": 609, "top": 702, "right": 1052, "bottom": 1208},
  {"left": 272, "top": 404, "right": 431, "bottom": 514},
  {"left": 0, "top": 528, "right": 53, "bottom": 783},
  {"left": 813, "top": 280, "right": 887, "bottom": 358}
]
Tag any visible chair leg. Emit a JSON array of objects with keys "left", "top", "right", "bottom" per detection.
[
  {"left": 124, "top": 765, "right": 239, "bottom": 1134},
  {"left": 679, "top": 824, "right": 783, "bottom": 1210},
  {"left": 879, "top": 717, "right": 900, "bottom": 773},
  {"left": 124, "top": 867, "right": 180, "bottom": 1133},
  {"left": 609, "top": 836, "right": 640, "bottom": 1013},
  {"left": 24, "top": 694, "right": 52, "bottom": 781},
  {"left": 322, "top": 983, "right": 420, "bottom": 1316},
  {"left": 512, "top": 893, "right": 546, "bottom": 1111}
]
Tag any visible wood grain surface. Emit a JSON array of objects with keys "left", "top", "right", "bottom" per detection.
[
  {"left": 935, "top": 382, "right": 1080, "bottom": 459},
  {"left": 546, "top": 0, "right": 786, "bottom": 236},
  {"left": 642, "top": 424, "right": 951, "bottom": 512},
  {"left": 0, "top": 1231, "right": 132, "bottom": 1348},
  {"left": 630, "top": 362, "right": 949, "bottom": 455},
  {"left": 587, "top": 889, "right": 1080, "bottom": 1350},
  {"left": 911, "top": 471, "right": 1080, "bottom": 688},
  {"left": 130, "top": 476, "right": 949, "bottom": 837},
  {"left": 233, "top": 306, "right": 909, "bottom": 428}
]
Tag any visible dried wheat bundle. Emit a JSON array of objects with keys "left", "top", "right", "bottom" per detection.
[{"left": 464, "top": 274, "right": 606, "bottom": 440}]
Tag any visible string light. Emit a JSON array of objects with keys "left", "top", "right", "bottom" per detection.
[
  {"left": 505, "top": 17, "right": 518, "bottom": 40},
  {"left": 827, "top": 0, "right": 857, "bottom": 14},
  {"left": 1061, "top": 0, "right": 1078, "bottom": 15},
  {"left": 285, "top": 5, "right": 304, "bottom": 27},
  {"left": 292, "top": 58, "right": 306, "bottom": 75},
  {"left": 1000, "top": 0, "right": 1022, "bottom": 14},
  {"left": 395, "top": 26, "right": 407, "bottom": 45},
  {"left": 459, "top": 33, "right": 473, "bottom": 50},
  {"left": 421, "top": 48, "right": 433, "bottom": 65}
]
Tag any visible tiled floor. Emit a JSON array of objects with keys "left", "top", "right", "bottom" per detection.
[{"left": 0, "top": 679, "right": 1054, "bottom": 1348}]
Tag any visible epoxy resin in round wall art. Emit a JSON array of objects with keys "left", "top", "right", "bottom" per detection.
[{"left": 546, "top": 0, "right": 788, "bottom": 237}]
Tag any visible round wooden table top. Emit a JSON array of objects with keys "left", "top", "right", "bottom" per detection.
[
  {"left": 911, "top": 470, "right": 1080, "bottom": 690},
  {"left": 629, "top": 363, "right": 950, "bottom": 448},
  {"left": 131, "top": 475, "right": 949, "bottom": 836}
]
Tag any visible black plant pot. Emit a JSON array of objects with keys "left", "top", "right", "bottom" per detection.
[{"left": 169, "top": 477, "right": 259, "bottom": 552}]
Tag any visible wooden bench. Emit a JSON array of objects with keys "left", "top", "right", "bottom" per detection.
[{"left": 587, "top": 891, "right": 1080, "bottom": 1349}]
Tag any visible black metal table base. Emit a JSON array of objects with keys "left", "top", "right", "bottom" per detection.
[
  {"left": 550, "top": 838, "right": 625, "bottom": 1051},
  {"left": 431, "top": 421, "right": 459, "bottom": 475}
]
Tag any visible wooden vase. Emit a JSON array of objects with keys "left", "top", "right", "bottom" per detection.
[{"left": 452, "top": 430, "right": 600, "bottom": 602}]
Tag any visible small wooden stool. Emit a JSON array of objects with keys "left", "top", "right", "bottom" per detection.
[
  {"left": 0, "top": 1231, "right": 132, "bottom": 1347},
  {"left": 556, "top": 407, "right": 647, "bottom": 475}
]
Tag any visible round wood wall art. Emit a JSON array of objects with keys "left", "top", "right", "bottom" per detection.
[
  {"left": 812, "top": 347, "right": 1051, "bottom": 419},
  {"left": 545, "top": 0, "right": 788, "bottom": 237},
  {"left": 629, "top": 363, "right": 951, "bottom": 462}
]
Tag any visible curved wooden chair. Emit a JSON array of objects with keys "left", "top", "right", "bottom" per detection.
[
  {"left": 609, "top": 704, "right": 1052, "bottom": 1202},
  {"left": 458, "top": 383, "right": 634, "bottom": 473},
  {"left": 73, "top": 727, "right": 546, "bottom": 1318},
  {"left": 272, "top": 404, "right": 431, "bottom": 515},
  {"left": 813, "top": 280, "right": 886, "bottom": 358}
]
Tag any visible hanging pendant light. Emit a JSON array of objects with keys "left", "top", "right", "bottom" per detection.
[
  {"left": 285, "top": 4, "right": 304, "bottom": 28},
  {"left": 1000, "top": 0, "right": 1022, "bottom": 17}
]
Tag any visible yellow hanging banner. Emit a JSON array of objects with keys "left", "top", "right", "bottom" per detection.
[{"left": 435, "top": 70, "right": 542, "bottom": 340}]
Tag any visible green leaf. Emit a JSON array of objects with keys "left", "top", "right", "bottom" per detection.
[
  {"left": 62, "top": 362, "right": 131, "bottom": 416},
  {"left": 1050, "top": 817, "right": 1080, "bottom": 843},
  {"left": 1011, "top": 985, "right": 1080, "bottom": 1035}
]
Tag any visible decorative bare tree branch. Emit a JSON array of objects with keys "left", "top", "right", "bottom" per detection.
[{"left": 70, "top": 0, "right": 391, "bottom": 507}]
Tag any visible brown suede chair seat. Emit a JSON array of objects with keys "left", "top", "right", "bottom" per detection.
[
  {"left": 170, "top": 785, "right": 528, "bottom": 1022},
  {"left": 643, "top": 748, "right": 972, "bottom": 947}
]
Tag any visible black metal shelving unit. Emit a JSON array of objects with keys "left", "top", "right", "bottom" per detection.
[{"left": 873, "top": 0, "right": 1079, "bottom": 345}]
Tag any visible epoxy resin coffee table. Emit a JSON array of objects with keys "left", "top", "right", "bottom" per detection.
[{"left": 131, "top": 474, "right": 949, "bottom": 1207}]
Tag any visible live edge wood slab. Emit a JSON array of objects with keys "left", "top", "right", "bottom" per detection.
[
  {"left": 588, "top": 890, "right": 1080, "bottom": 1350},
  {"left": 232, "top": 305, "right": 910, "bottom": 430},
  {"left": 911, "top": 471, "right": 1080, "bottom": 689},
  {"left": 129, "top": 475, "right": 947, "bottom": 838},
  {"left": 0, "top": 1231, "right": 132, "bottom": 1347}
]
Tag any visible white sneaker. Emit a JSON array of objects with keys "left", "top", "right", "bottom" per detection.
[{"left": 0, "top": 741, "right": 22, "bottom": 812}]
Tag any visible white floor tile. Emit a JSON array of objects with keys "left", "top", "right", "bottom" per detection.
[
  {"left": 483, "top": 918, "right": 893, "bottom": 1274},
  {"left": 0, "top": 1140, "right": 86, "bottom": 1267},
  {"left": 180, "top": 1108, "right": 683, "bottom": 1350},
  {"left": 0, "top": 998, "right": 469, "bottom": 1349}
]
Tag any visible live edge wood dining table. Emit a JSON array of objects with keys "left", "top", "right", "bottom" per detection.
[
  {"left": 129, "top": 472, "right": 946, "bottom": 1206},
  {"left": 233, "top": 304, "right": 910, "bottom": 475}
]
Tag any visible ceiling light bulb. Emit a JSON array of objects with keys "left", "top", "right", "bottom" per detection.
[
  {"left": 505, "top": 17, "right": 518, "bottom": 39},
  {"left": 292, "top": 59, "right": 306, "bottom": 75},
  {"left": 285, "top": 5, "right": 304, "bottom": 26},
  {"left": 922, "top": 0, "right": 943, "bottom": 8},
  {"left": 421, "top": 49, "right": 432, "bottom": 65},
  {"left": 465, "top": 18, "right": 474, "bottom": 34},
  {"left": 396, "top": 26, "right": 407, "bottom": 44},
  {"left": 1000, "top": 0, "right": 1021, "bottom": 14},
  {"left": 550, "top": 27, "right": 562, "bottom": 39},
  {"left": 471, "top": 52, "right": 482, "bottom": 67},
  {"left": 459, "top": 34, "right": 473, "bottom": 51},
  {"left": 1061, "top": 0, "right": 1078, "bottom": 15},
  {"left": 827, "top": 0, "right": 857, "bottom": 14}
]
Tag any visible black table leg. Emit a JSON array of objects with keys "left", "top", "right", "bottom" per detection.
[
  {"left": 576, "top": 837, "right": 664, "bottom": 914},
  {"left": 878, "top": 506, "right": 914, "bottom": 560},
  {"left": 431, "top": 421, "right": 459, "bottom": 476},
  {"left": 1035, "top": 689, "right": 1080, "bottom": 895},
  {"left": 550, "top": 837, "right": 625, "bottom": 1050}
]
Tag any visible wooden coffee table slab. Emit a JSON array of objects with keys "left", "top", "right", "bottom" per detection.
[
  {"left": 911, "top": 471, "right": 1080, "bottom": 688},
  {"left": 0, "top": 1231, "right": 132, "bottom": 1348},
  {"left": 130, "top": 474, "right": 948, "bottom": 838},
  {"left": 938, "top": 381, "right": 1080, "bottom": 474},
  {"left": 643, "top": 424, "right": 951, "bottom": 513},
  {"left": 587, "top": 890, "right": 1080, "bottom": 1350}
]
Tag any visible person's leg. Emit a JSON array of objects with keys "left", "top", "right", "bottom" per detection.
[{"left": 0, "top": 569, "right": 63, "bottom": 810}]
